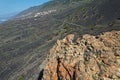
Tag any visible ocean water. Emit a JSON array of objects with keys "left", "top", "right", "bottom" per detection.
[{"left": 0, "top": 19, "right": 6, "bottom": 23}]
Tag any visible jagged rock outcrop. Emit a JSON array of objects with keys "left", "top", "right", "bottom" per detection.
[{"left": 41, "top": 31, "right": 120, "bottom": 80}]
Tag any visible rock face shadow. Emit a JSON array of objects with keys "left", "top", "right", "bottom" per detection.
[{"left": 38, "top": 69, "right": 44, "bottom": 80}]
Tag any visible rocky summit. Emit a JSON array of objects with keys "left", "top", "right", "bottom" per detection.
[{"left": 41, "top": 30, "right": 120, "bottom": 80}]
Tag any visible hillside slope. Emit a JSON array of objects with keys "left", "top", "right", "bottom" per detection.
[
  {"left": 0, "top": 0, "right": 120, "bottom": 80},
  {"left": 42, "top": 30, "right": 120, "bottom": 80}
]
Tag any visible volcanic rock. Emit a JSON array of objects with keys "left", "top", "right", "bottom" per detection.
[{"left": 41, "top": 31, "right": 120, "bottom": 80}]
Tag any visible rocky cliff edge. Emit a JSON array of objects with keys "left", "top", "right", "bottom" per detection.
[{"left": 41, "top": 30, "right": 120, "bottom": 80}]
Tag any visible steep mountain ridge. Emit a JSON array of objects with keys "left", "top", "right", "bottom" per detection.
[{"left": 15, "top": 0, "right": 83, "bottom": 19}]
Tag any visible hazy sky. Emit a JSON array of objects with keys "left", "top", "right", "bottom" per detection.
[{"left": 0, "top": 0, "right": 50, "bottom": 15}]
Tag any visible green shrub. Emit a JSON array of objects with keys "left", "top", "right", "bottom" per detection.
[
  {"left": 92, "top": 74, "right": 97, "bottom": 80},
  {"left": 54, "top": 30, "right": 61, "bottom": 36},
  {"left": 64, "top": 24, "right": 71, "bottom": 31},
  {"left": 18, "top": 76, "right": 24, "bottom": 80}
]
